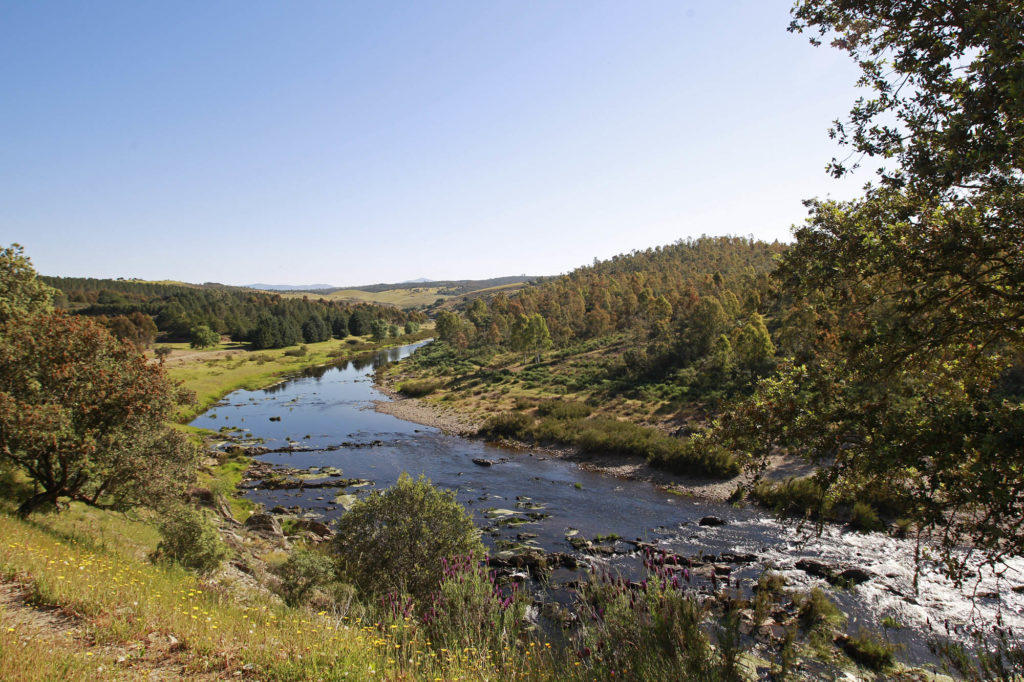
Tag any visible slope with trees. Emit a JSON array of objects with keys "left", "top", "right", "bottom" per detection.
[{"left": 705, "top": 0, "right": 1024, "bottom": 578}]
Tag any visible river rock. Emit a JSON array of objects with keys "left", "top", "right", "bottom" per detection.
[
  {"left": 699, "top": 516, "right": 726, "bottom": 527},
  {"left": 837, "top": 567, "right": 874, "bottom": 586},
  {"left": 472, "top": 458, "right": 495, "bottom": 467},
  {"left": 292, "top": 518, "right": 333, "bottom": 540},
  {"left": 718, "top": 552, "right": 758, "bottom": 564},
  {"left": 795, "top": 558, "right": 835, "bottom": 579},
  {"left": 547, "top": 552, "right": 578, "bottom": 570},
  {"left": 244, "top": 513, "right": 283, "bottom": 538}
]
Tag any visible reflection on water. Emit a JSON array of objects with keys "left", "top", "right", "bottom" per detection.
[{"left": 191, "top": 340, "right": 1024, "bottom": 665}]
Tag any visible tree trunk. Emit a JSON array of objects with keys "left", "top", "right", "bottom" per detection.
[{"left": 17, "top": 488, "right": 65, "bottom": 517}]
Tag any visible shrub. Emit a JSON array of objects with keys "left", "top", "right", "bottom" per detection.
[
  {"left": 274, "top": 547, "right": 337, "bottom": 606},
  {"left": 752, "top": 476, "right": 833, "bottom": 518},
  {"left": 154, "top": 506, "right": 228, "bottom": 574},
  {"left": 850, "top": 501, "right": 884, "bottom": 532},
  {"left": 417, "top": 555, "right": 529, "bottom": 653},
  {"left": 794, "top": 587, "right": 844, "bottom": 633},
  {"left": 478, "top": 412, "right": 534, "bottom": 440},
  {"left": 331, "top": 473, "right": 483, "bottom": 602},
  {"left": 842, "top": 628, "right": 897, "bottom": 671},
  {"left": 574, "top": 556, "right": 733, "bottom": 680},
  {"left": 397, "top": 379, "right": 443, "bottom": 397},
  {"left": 284, "top": 344, "right": 309, "bottom": 357},
  {"left": 535, "top": 399, "right": 592, "bottom": 420}
]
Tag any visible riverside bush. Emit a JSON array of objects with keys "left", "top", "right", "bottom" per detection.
[
  {"left": 331, "top": 473, "right": 483, "bottom": 602},
  {"left": 574, "top": 550, "right": 738, "bottom": 680},
  {"left": 397, "top": 379, "right": 443, "bottom": 397},
  {"left": 752, "top": 475, "right": 833, "bottom": 518},
  {"left": 274, "top": 547, "right": 337, "bottom": 606},
  {"left": 418, "top": 554, "right": 529, "bottom": 655},
  {"left": 535, "top": 399, "right": 592, "bottom": 419},
  {"left": 154, "top": 506, "right": 228, "bottom": 574},
  {"left": 842, "top": 628, "right": 897, "bottom": 672}
]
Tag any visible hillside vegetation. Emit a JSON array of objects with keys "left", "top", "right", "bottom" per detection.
[{"left": 388, "top": 236, "right": 787, "bottom": 478}]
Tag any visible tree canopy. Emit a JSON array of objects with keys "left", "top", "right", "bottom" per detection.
[
  {"left": 0, "top": 247, "right": 200, "bottom": 516},
  {"left": 714, "top": 0, "right": 1024, "bottom": 577}
]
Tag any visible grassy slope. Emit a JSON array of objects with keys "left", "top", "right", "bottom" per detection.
[
  {"left": 0, "top": 505, "right": 551, "bottom": 680},
  {"left": 385, "top": 334, "right": 700, "bottom": 433}
]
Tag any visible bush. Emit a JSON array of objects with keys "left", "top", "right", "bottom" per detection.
[
  {"left": 397, "top": 379, "right": 443, "bottom": 397},
  {"left": 752, "top": 476, "right": 832, "bottom": 518},
  {"left": 418, "top": 555, "right": 528, "bottom": 653},
  {"left": 795, "top": 587, "right": 844, "bottom": 633},
  {"left": 842, "top": 628, "right": 897, "bottom": 671},
  {"left": 478, "top": 412, "right": 534, "bottom": 439},
  {"left": 535, "top": 400, "right": 592, "bottom": 419},
  {"left": 574, "top": 559, "right": 731, "bottom": 680},
  {"left": 274, "top": 547, "right": 337, "bottom": 606},
  {"left": 850, "top": 501, "right": 884, "bottom": 532},
  {"left": 284, "top": 344, "right": 309, "bottom": 357},
  {"left": 331, "top": 473, "right": 483, "bottom": 602},
  {"left": 154, "top": 506, "right": 228, "bottom": 574}
]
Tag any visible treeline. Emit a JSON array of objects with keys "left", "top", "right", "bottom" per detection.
[
  {"left": 42, "top": 276, "right": 426, "bottom": 349},
  {"left": 433, "top": 236, "right": 790, "bottom": 398}
]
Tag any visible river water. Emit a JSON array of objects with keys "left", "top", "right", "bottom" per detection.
[{"left": 190, "top": 341, "right": 1024, "bottom": 666}]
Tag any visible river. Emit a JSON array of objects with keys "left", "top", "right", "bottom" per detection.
[{"left": 190, "top": 340, "right": 1024, "bottom": 667}]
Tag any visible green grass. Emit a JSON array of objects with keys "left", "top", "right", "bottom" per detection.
[{"left": 0, "top": 509, "right": 553, "bottom": 681}]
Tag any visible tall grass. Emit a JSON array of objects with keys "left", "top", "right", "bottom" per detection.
[
  {"left": 479, "top": 412, "right": 739, "bottom": 478},
  {"left": 0, "top": 511, "right": 550, "bottom": 680}
]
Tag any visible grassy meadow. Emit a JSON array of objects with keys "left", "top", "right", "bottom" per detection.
[{"left": 278, "top": 282, "right": 527, "bottom": 310}]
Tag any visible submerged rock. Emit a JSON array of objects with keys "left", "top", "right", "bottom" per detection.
[{"left": 699, "top": 516, "right": 726, "bottom": 527}]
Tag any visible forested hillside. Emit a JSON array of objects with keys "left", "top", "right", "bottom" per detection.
[
  {"left": 42, "top": 276, "right": 426, "bottom": 349},
  {"left": 425, "top": 236, "right": 788, "bottom": 402}
]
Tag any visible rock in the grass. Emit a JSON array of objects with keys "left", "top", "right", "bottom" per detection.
[
  {"left": 699, "top": 516, "right": 726, "bottom": 527},
  {"left": 292, "top": 518, "right": 333, "bottom": 540},
  {"left": 244, "top": 512, "right": 283, "bottom": 538}
]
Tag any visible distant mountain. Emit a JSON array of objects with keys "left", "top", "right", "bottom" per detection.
[
  {"left": 246, "top": 283, "right": 336, "bottom": 292},
  {"left": 401, "top": 277, "right": 433, "bottom": 284}
]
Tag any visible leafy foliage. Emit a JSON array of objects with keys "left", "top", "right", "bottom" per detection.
[
  {"left": 330, "top": 473, "right": 484, "bottom": 601},
  {"left": 0, "top": 244, "right": 56, "bottom": 323},
  {"left": 711, "top": 0, "right": 1024, "bottom": 577},
  {"left": 154, "top": 505, "right": 229, "bottom": 574},
  {"left": 189, "top": 324, "right": 220, "bottom": 349},
  {"left": 0, "top": 311, "right": 199, "bottom": 515}
]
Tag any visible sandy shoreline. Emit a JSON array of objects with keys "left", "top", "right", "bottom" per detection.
[{"left": 372, "top": 378, "right": 806, "bottom": 502}]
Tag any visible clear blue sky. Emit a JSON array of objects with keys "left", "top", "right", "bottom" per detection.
[{"left": 2, "top": 1, "right": 866, "bottom": 286}]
